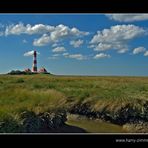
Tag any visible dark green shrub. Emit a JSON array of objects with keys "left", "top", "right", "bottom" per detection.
[
  {"left": 33, "top": 84, "right": 43, "bottom": 89},
  {"left": 15, "top": 78, "right": 25, "bottom": 83},
  {"left": 0, "top": 116, "right": 23, "bottom": 133}
]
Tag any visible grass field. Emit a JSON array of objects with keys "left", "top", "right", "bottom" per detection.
[{"left": 0, "top": 74, "right": 148, "bottom": 132}]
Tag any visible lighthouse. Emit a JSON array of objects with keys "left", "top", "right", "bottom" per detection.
[{"left": 32, "top": 50, "right": 37, "bottom": 73}]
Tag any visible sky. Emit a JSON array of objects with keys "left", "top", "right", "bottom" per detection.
[{"left": 1, "top": 14, "right": 148, "bottom": 76}]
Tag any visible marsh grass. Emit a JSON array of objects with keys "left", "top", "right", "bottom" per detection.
[
  {"left": 0, "top": 74, "right": 148, "bottom": 129},
  {"left": 1, "top": 75, "right": 148, "bottom": 109}
]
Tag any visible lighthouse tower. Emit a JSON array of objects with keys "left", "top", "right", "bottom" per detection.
[{"left": 32, "top": 50, "right": 37, "bottom": 73}]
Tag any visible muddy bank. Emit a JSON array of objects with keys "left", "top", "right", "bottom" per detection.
[
  {"left": 68, "top": 100, "right": 148, "bottom": 125},
  {"left": 1, "top": 103, "right": 148, "bottom": 133},
  {"left": 123, "top": 122, "right": 148, "bottom": 133}
]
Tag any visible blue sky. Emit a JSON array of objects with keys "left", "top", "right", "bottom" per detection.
[{"left": 1, "top": 14, "right": 148, "bottom": 76}]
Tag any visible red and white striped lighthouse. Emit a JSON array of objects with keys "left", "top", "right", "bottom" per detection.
[{"left": 32, "top": 50, "right": 37, "bottom": 72}]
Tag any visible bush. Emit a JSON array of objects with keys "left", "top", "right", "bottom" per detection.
[
  {"left": 0, "top": 115, "right": 23, "bottom": 133},
  {"left": 20, "top": 111, "right": 43, "bottom": 133},
  {"left": 0, "top": 110, "right": 67, "bottom": 133},
  {"left": 8, "top": 70, "right": 35, "bottom": 75},
  {"left": 15, "top": 78, "right": 25, "bottom": 83},
  {"left": 47, "top": 84, "right": 56, "bottom": 89},
  {"left": 33, "top": 84, "right": 43, "bottom": 89},
  {"left": 8, "top": 70, "right": 25, "bottom": 75}
]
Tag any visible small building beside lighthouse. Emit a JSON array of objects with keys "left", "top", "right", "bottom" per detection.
[{"left": 38, "top": 67, "right": 48, "bottom": 73}]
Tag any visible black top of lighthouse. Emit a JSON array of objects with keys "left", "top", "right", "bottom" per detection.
[{"left": 34, "top": 50, "right": 37, "bottom": 56}]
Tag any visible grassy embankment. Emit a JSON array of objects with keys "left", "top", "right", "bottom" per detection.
[{"left": 0, "top": 74, "right": 148, "bottom": 132}]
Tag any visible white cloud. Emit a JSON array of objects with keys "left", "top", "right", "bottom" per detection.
[
  {"left": 68, "top": 54, "right": 87, "bottom": 60},
  {"left": 48, "top": 56, "right": 59, "bottom": 60},
  {"left": 27, "top": 24, "right": 55, "bottom": 34},
  {"left": 71, "top": 27, "right": 89, "bottom": 36},
  {"left": 23, "top": 39, "right": 27, "bottom": 43},
  {"left": 133, "top": 47, "right": 146, "bottom": 54},
  {"left": 144, "top": 51, "right": 148, "bottom": 56},
  {"left": 52, "top": 54, "right": 60, "bottom": 57},
  {"left": 70, "top": 39, "right": 84, "bottom": 48},
  {"left": 87, "top": 44, "right": 95, "bottom": 49},
  {"left": 107, "top": 14, "right": 148, "bottom": 22},
  {"left": 94, "top": 43, "right": 113, "bottom": 51},
  {"left": 4, "top": 23, "right": 89, "bottom": 46},
  {"left": 33, "top": 34, "right": 52, "bottom": 46},
  {"left": 0, "top": 24, "right": 4, "bottom": 36},
  {"left": 31, "top": 24, "right": 89, "bottom": 46},
  {"left": 52, "top": 46, "right": 66, "bottom": 53},
  {"left": 48, "top": 54, "right": 60, "bottom": 60},
  {"left": 49, "top": 24, "right": 89, "bottom": 43},
  {"left": 63, "top": 53, "right": 87, "bottom": 60},
  {"left": 5, "top": 23, "right": 26, "bottom": 35},
  {"left": 52, "top": 43, "right": 58, "bottom": 47},
  {"left": 5, "top": 23, "right": 89, "bottom": 37},
  {"left": 24, "top": 50, "right": 40, "bottom": 56},
  {"left": 94, "top": 53, "right": 111, "bottom": 59},
  {"left": 63, "top": 52, "right": 69, "bottom": 56},
  {"left": 90, "top": 25, "right": 145, "bottom": 53},
  {"left": 5, "top": 23, "right": 54, "bottom": 35},
  {"left": 0, "top": 32, "right": 4, "bottom": 36}
]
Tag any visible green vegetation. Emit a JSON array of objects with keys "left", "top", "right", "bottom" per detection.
[
  {"left": 8, "top": 70, "right": 32, "bottom": 75},
  {"left": 0, "top": 74, "right": 148, "bottom": 132},
  {"left": 8, "top": 70, "right": 51, "bottom": 75}
]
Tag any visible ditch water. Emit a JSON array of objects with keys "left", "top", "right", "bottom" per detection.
[{"left": 66, "top": 114, "right": 126, "bottom": 133}]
